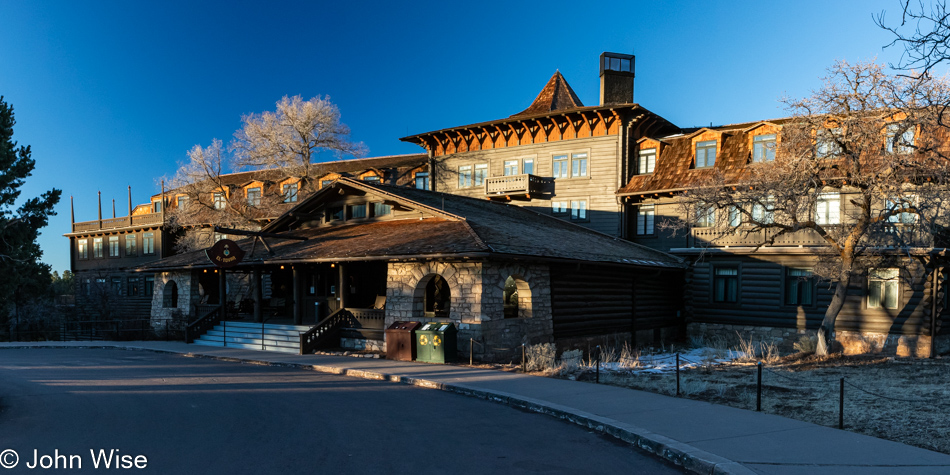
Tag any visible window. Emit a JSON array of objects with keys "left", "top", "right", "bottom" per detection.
[
  {"left": 347, "top": 203, "right": 367, "bottom": 219},
  {"left": 145, "top": 275, "right": 154, "bottom": 296},
  {"left": 246, "top": 187, "right": 261, "bottom": 206},
  {"left": 213, "top": 192, "right": 226, "bottom": 210},
  {"left": 785, "top": 268, "right": 815, "bottom": 306},
  {"left": 81, "top": 278, "right": 90, "bottom": 296},
  {"left": 125, "top": 235, "right": 136, "bottom": 257},
  {"left": 603, "top": 53, "right": 634, "bottom": 73},
  {"left": 327, "top": 206, "right": 344, "bottom": 222},
  {"left": 177, "top": 196, "right": 190, "bottom": 209},
  {"left": 127, "top": 277, "right": 140, "bottom": 297},
  {"left": 458, "top": 165, "right": 472, "bottom": 188},
  {"left": 473, "top": 163, "right": 488, "bottom": 186},
  {"left": 321, "top": 179, "right": 335, "bottom": 189},
  {"left": 552, "top": 155, "right": 569, "bottom": 178},
  {"left": 152, "top": 201, "right": 162, "bottom": 213},
  {"left": 886, "top": 123, "right": 915, "bottom": 154},
  {"left": 695, "top": 205, "right": 715, "bottom": 227},
  {"left": 752, "top": 134, "right": 777, "bottom": 162},
  {"left": 414, "top": 172, "right": 429, "bottom": 190},
  {"left": 639, "top": 148, "right": 656, "bottom": 174},
  {"left": 552, "top": 201, "right": 568, "bottom": 216},
  {"left": 362, "top": 175, "right": 380, "bottom": 183},
  {"left": 816, "top": 128, "right": 842, "bottom": 158},
  {"left": 111, "top": 277, "right": 122, "bottom": 295},
  {"left": 109, "top": 236, "right": 119, "bottom": 257},
  {"left": 282, "top": 183, "right": 298, "bottom": 203},
  {"left": 636, "top": 204, "right": 655, "bottom": 235},
  {"left": 78, "top": 239, "right": 88, "bottom": 259},
  {"left": 695, "top": 140, "right": 716, "bottom": 168},
  {"left": 504, "top": 160, "right": 519, "bottom": 176},
  {"left": 816, "top": 192, "right": 841, "bottom": 225},
  {"left": 713, "top": 266, "right": 739, "bottom": 303},
  {"left": 93, "top": 238, "right": 103, "bottom": 258},
  {"left": 571, "top": 153, "right": 588, "bottom": 177},
  {"left": 143, "top": 232, "right": 155, "bottom": 255},
  {"left": 570, "top": 200, "right": 587, "bottom": 221},
  {"left": 523, "top": 158, "right": 534, "bottom": 175},
  {"left": 868, "top": 268, "right": 899, "bottom": 309},
  {"left": 752, "top": 197, "right": 775, "bottom": 224},
  {"left": 728, "top": 206, "right": 742, "bottom": 227},
  {"left": 372, "top": 202, "right": 391, "bottom": 217},
  {"left": 886, "top": 195, "right": 916, "bottom": 224}
]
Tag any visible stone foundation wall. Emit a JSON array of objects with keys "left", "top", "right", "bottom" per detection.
[
  {"left": 150, "top": 271, "right": 199, "bottom": 331},
  {"left": 688, "top": 322, "right": 944, "bottom": 357},
  {"left": 340, "top": 338, "right": 385, "bottom": 352},
  {"left": 384, "top": 260, "right": 553, "bottom": 361}
]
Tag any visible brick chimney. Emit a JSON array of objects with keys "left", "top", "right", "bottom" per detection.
[{"left": 599, "top": 52, "right": 635, "bottom": 105}]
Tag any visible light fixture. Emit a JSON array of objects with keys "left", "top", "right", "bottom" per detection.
[
  {"left": 280, "top": 265, "right": 285, "bottom": 270},
  {"left": 331, "top": 263, "right": 335, "bottom": 268}
]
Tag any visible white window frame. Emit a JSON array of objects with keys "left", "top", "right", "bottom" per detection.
[
  {"left": 695, "top": 140, "right": 716, "bottom": 168},
  {"left": 815, "top": 192, "right": 841, "bottom": 225},
  {"left": 503, "top": 160, "right": 519, "bottom": 176},
  {"left": 571, "top": 152, "right": 588, "bottom": 177},
  {"left": 752, "top": 134, "right": 777, "bottom": 162},
  {"left": 868, "top": 268, "right": 900, "bottom": 309},
  {"left": 458, "top": 165, "right": 472, "bottom": 188},
  {"left": 886, "top": 123, "right": 915, "bottom": 154},
  {"left": 639, "top": 148, "right": 656, "bottom": 174},
  {"left": 552, "top": 155, "right": 569, "bottom": 179},
  {"left": 636, "top": 204, "right": 655, "bottom": 235},
  {"left": 570, "top": 199, "right": 588, "bottom": 221},
  {"left": 522, "top": 158, "right": 535, "bottom": 175},
  {"left": 473, "top": 163, "right": 488, "bottom": 186}
]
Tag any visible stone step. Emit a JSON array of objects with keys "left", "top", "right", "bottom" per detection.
[
  {"left": 221, "top": 321, "right": 312, "bottom": 332},
  {"left": 206, "top": 329, "right": 301, "bottom": 342},
  {"left": 192, "top": 339, "right": 299, "bottom": 354},
  {"left": 197, "top": 335, "right": 300, "bottom": 348}
]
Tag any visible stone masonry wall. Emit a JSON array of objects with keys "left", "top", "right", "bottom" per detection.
[
  {"left": 385, "top": 260, "right": 553, "bottom": 361},
  {"left": 150, "top": 271, "right": 199, "bottom": 331}
]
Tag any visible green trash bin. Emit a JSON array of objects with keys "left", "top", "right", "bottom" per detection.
[{"left": 415, "top": 322, "right": 457, "bottom": 363}]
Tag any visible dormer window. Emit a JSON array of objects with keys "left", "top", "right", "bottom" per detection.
[
  {"left": 282, "top": 183, "right": 298, "bottom": 203},
  {"left": 695, "top": 140, "right": 716, "bottom": 168},
  {"left": 362, "top": 175, "right": 381, "bottom": 183},
  {"left": 152, "top": 201, "right": 162, "bottom": 213},
  {"left": 639, "top": 148, "right": 656, "bottom": 174},
  {"left": 885, "top": 123, "right": 915, "bottom": 154},
  {"left": 601, "top": 52, "right": 634, "bottom": 74},
  {"left": 213, "top": 192, "right": 226, "bottom": 210},
  {"left": 246, "top": 187, "right": 262, "bottom": 206},
  {"left": 816, "top": 128, "right": 842, "bottom": 158},
  {"left": 752, "top": 134, "right": 777, "bottom": 162}
]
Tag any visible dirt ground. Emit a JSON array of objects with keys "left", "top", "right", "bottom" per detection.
[{"left": 561, "top": 354, "right": 950, "bottom": 454}]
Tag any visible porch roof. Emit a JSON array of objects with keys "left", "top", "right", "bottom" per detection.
[{"left": 139, "top": 178, "right": 685, "bottom": 271}]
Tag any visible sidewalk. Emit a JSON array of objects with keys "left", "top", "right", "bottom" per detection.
[{"left": 4, "top": 341, "right": 949, "bottom": 474}]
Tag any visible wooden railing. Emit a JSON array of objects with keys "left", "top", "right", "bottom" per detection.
[
  {"left": 299, "top": 309, "right": 351, "bottom": 355},
  {"left": 485, "top": 174, "right": 551, "bottom": 196},
  {"left": 342, "top": 308, "right": 386, "bottom": 340},
  {"left": 185, "top": 305, "right": 224, "bottom": 344},
  {"left": 691, "top": 224, "right": 933, "bottom": 248},
  {"left": 71, "top": 212, "right": 163, "bottom": 233}
]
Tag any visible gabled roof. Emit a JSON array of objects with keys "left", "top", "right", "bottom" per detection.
[
  {"left": 143, "top": 178, "right": 683, "bottom": 271},
  {"left": 510, "top": 71, "right": 584, "bottom": 118}
]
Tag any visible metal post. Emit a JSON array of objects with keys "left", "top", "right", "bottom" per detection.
[
  {"left": 595, "top": 345, "right": 601, "bottom": 384},
  {"left": 470, "top": 338, "right": 474, "bottom": 366},
  {"left": 676, "top": 353, "right": 681, "bottom": 397},
  {"left": 757, "top": 362, "right": 763, "bottom": 412},
  {"left": 522, "top": 344, "right": 526, "bottom": 373},
  {"left": 839, "top": 378, "right": 845, "bottom": 430}
]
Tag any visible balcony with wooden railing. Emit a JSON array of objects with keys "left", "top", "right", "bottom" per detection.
[
  {"left": 485, "top": 174, "right": 552, "bottom": 200},
  {"left": 691, "top": 224, "right": 933, "bottom": 248},
  {"left": 71, "top": 212, "right": 163, "bottom": 233}
]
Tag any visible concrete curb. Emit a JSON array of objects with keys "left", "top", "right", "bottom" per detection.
[{"left": 1, "top": 344, "right": 754, "bottom": 474}]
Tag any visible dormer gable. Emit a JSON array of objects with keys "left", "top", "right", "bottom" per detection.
[
  {"left": 743, "top": 122, "right": 782, "bottom": 163},
  {"left": 687, "top": 128, "right": 730, "bottom": 169},
  {"left": 635, "top": 137, "right": 667, "bottom": 175}
]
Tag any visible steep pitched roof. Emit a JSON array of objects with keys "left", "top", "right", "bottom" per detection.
[
  {"left": 510, "top": 71, "right": 584, "bottom": 118},
  {"left": 143, "top": 179, "right": 683, "bottom": 271}
]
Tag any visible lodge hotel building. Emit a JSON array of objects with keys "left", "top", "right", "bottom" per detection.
[{"left": 66, "top": 52, "right": 948, "bottom": 358}]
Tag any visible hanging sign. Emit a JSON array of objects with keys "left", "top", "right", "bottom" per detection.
[{"left": 206, "top": 239, "right": 246, "bottom": 268}]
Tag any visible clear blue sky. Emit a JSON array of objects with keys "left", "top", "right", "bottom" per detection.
[{"left": 0, "top": 0, "right": 925, "bottom": 273}]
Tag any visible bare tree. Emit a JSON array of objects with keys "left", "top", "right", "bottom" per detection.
[
  {"left": 165, "top": 96, "right": 365, "bottom": 252},
  {"left": 673, "top": 61, "right": 950, "bottom": 355},
  {"left": 877, "top": 0, "right": 950, "bottom": 76},
  {"left": 231, "top": 95, "right": 365, "bottom": 192}
]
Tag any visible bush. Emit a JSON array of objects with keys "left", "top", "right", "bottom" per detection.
[{"left": 525, "top": 343, "right": 557, "bottom": 372}]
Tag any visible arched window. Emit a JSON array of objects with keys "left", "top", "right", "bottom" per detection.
[
  {"left": 503, "top": 275, "right": 532, "bottom": 319},
  {"left": 163, "top": 281, "right": 178, "bottom": 308},
  {"left": 425, "top": 275, "right": 450, "bottom": 318}
]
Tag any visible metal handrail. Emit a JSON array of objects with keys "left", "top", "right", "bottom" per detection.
[{"left": 185, "top": 305, "right": 224, "bottom": 343}]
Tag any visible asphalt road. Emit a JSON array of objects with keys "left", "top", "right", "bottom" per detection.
[{"left": 0, "top": 348, "right": 683, "bottom": 474}]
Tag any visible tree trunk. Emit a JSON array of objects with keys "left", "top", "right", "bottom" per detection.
[{"left": 817, "top": 269, "right": 853, "bottom": 356}]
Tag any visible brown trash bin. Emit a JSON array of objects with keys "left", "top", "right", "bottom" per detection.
[{"left": 385, "top": 321, "right": 421, "bottom": 361}]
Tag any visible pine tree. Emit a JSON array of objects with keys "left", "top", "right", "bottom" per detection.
[{"left": 0, "top": 96, "right": 61, "bottom": 316}]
